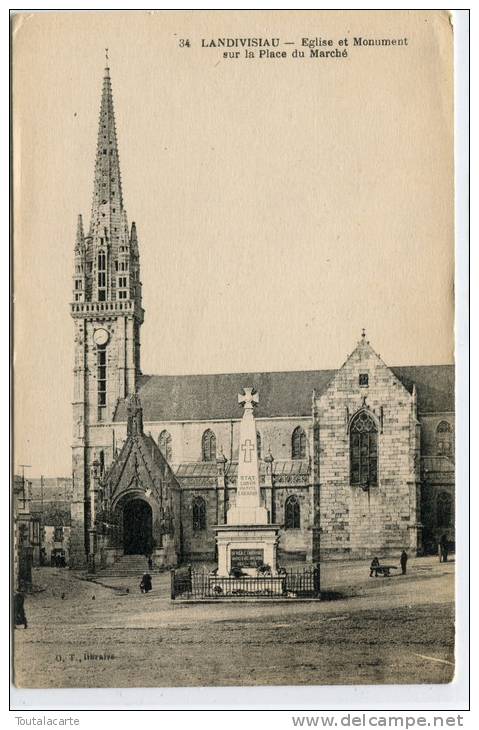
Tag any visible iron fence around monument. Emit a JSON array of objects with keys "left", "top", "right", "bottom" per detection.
[{"left": 170, "top": 566, "right": 320, "bottom": 600}]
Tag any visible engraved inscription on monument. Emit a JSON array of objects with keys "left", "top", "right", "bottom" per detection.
[{"left": 230, "top": 549, "right": 265, "bottom": 569}]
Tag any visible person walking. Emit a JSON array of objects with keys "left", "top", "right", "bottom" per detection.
[{"left": 400, "top": 550, "right": 408, "bottom": 575}]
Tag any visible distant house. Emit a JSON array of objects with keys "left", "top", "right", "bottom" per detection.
[
  {"left": 29, "top": 478, "right": 73, "bottom": 567},
  {"left": 13, "top": 475, "right": 34, "bottom": 591}
]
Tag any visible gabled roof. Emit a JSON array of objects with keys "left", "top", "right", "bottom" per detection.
[
  {"left": 113, "top": 364, "right": 454, "bottom": 424},
  {"left": 104, "top": 429, "right": 179, "bottom": 496}
]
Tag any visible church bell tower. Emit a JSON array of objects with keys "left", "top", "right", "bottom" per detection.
[{"left": 70, "top": 58, "right": 144, "bottom": 567}]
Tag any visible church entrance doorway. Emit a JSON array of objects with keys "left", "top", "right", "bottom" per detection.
[{"left": 123, "top": 499, "right": 153, "bottom": 555}]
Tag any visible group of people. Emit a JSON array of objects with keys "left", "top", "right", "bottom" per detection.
[
  {"left": 369, "top": 550, "right": 409, "bottom": 577},
  {"left": 369, "top": 536, "right": 451, "bottom": 578}
]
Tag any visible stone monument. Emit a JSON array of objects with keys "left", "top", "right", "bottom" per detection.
[{"left": 215, "top": 388, "right": 281, "bottom": 577}]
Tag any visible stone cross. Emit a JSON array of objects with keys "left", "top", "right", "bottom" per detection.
[
  {"left": 241, "top": 438, "right": 255, "bottom": 463},
  {"left": 238, "top": 387, "right": 259, "bottom": 410}
]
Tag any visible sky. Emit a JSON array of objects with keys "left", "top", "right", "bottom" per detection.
[{"left": 13, "top": 11, "right": 454, "bottom": 476}]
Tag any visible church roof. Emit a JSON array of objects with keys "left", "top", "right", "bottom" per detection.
[
  {"left": 390, "top": 365, "right": 455, "bottom": 413},
  {"left": 113, "top": 364, "right": 454, "bottom": 423}
]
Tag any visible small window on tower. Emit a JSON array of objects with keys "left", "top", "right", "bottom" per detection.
[
  {"left": 359, "top": 373, "right": 369, "bottom": 387},
  {"left": 102, "top": 149, "right": 107, "bottom": 155},
  {"left": 97, "top": 344, "right": 107, "bottom": 419}
]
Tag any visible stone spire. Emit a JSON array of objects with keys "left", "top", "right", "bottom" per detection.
[
  {"left": 89, "top": 60, "right": 124, "bottom": 242},
  {"left": 73, "top": 57, "right": 143, "bottom": 313},
  {"left": 130, "top": 221, "right": 139, "bottom": 257},
  {"left": 127, "top": 392, "right": 144, "bottom": 437},
  {"left": 75, "top": 213, "right": 84, "bottom": 253}
]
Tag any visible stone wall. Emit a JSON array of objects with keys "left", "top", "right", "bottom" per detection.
[
  {"left": 316, "top": 339, "right": 419, "bottom": 559},
  {"left": 419, "top": 414, "right": 455, "bottom": 456},
  {"left": 86, "top": 416, "right": 311, "bottom": 469},
  {"left": 76, "top": 344, "right": 452, "bottom": 565},
  {"left": 178, "top": 483, "right": 314, "bottom": 563}
]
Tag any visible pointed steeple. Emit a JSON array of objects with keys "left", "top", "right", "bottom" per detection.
[
  {"left": 78, "top": 57, "right": 143, "bottom": 312},
  {"left": 130, "top": 221, "right": 139, "bottom": 256},
  {"left": 75, "top": 214, "right": 84, "bottom": 253},
  {"left": 89, "top": 60, "right": 124, "bottom": 241}
]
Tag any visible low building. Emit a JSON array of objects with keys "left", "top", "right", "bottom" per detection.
[
  {"left": 13, "top": 475, "right": 34, "bottom": 591},
  {"left": 29, "top": 478, "right": 73, "bottom": 566}
]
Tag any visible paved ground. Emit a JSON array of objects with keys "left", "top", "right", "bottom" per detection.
[{"left": 13, "top": 556, "right": 455, "bottom": 688}]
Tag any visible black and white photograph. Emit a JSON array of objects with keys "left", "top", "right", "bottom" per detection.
[{"left": 11, "top": 9, "right": 466, "bottom": 705}]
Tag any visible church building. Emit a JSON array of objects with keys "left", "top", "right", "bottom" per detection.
[{"left": 69, "top": 63, "right": 455, "bottom": 571}]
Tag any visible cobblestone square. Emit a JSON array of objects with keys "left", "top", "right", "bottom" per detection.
[{"left": 14, "top": 557, "right": 454, "bottom": 688}]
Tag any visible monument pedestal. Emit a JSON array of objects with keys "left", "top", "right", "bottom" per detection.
[
  {"left": 215, "top": 524, "right": 281, "bottom": 577},
  {"left": 215, "top": 387, "right": 283, "bottom": 579}
]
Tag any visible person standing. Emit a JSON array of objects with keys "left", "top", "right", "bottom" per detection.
[
  {"left": 140, "top": 573, "right": 152, "bottom": 594},
  {"left": 369, "top": 557, "right": 380, "bottom": 577},
  {"left": 440, "top": 534, "right": 449, "bottom": 563},
  {"left": 400, "top": 550, "right": 408, "bottom": 575},
  {"left": 14, "top": 592, "right": 27, "bottom": 629}
]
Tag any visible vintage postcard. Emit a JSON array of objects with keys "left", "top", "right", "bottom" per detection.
[{"left": 12, "top": 10, "right": 458, "bottom": 694}]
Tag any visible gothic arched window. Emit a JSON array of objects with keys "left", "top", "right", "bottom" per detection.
[
  {"left": 292, "top": 427, "right": 307, "bottom": 459},
  {"left": 158, "top": 430, "right": 172, "bottom": 462},
  {"left": 436, "top": 421, "right": 453, "bottom": 458},
  {"left": 256, "top": 431, "right": 262, "bottom": 459},
  {"left": 192, "top": 496, "right": 206, "bottom": 531},
  {"left": 437, "top": 491, "right": 452, "bottom": 528},
  {"left": 202, "top": 429, "right": 216, "bottom": 462},
  {"left": 350, "top": 411, "right": 378, "bottom": 487},
  {"left": 285, "top": 495, "right": 301, "bottom": 529}
]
